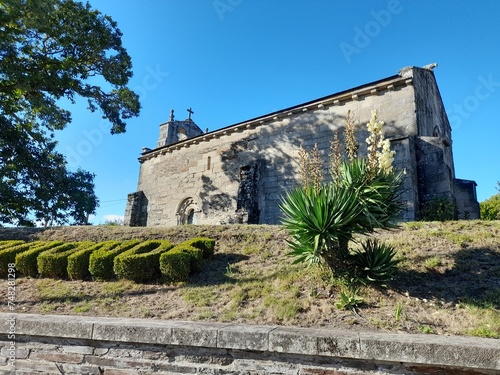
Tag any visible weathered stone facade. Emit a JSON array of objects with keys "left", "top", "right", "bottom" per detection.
[{"left": 124, "top": 65, "right": 479, "bottom": 226}]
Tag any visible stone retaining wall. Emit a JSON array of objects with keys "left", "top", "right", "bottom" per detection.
[{"left": 0, "top": 313, "right": 498, "bottom": 374}]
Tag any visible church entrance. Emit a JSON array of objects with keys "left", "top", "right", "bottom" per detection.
[{"left": 176, "top": 197, "right": 199, "bottom": 225}]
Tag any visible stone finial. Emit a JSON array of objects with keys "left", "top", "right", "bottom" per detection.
[
  {"left": 169, "top": 109, "right": 175, "bottom": 121},
  {"left": 423, "top": 62, "right": 438, "bottom": 70},
  {"left": 398, "top": 66, "right": 414, "bottom": 78}
]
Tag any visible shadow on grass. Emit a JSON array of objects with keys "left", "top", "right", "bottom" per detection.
[
  {"left": 393, "top": 247, "right": 500, "bottom": 309},
  {"left": 34, "top": 286, "right": 162, "bottom": 304},
  {"left": 187, "top": 252, "right": 250, "bottom": 286}
]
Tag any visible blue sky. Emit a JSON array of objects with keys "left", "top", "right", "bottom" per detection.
[{"left": 56, "top": 0, "right": 500, "bottom": 224}]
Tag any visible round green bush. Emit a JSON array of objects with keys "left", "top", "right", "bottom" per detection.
[
  {"left": 159, "top": 243, "right": 205, "bottom": 281},
  {"left": 159, "top": 247, "right": 192, "bottom": 282}
]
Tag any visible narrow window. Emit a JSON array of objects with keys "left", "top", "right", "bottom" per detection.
[
  {"left": 207, "top": 156, "right": 211, "bottom": 171},
  {"left": 187, "top": 209, "right": 194, "bottom": 224}
]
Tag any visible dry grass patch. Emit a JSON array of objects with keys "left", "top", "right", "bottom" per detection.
[{"left": 1, "top": 221, "right": 499, "bottom": 338}]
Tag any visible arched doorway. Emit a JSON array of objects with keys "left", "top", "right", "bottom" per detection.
[{"left": 176, "top": 197, "right": 200, "bottom": 225}]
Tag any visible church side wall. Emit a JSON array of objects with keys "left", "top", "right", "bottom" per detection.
[{"left": 135, "top": 83, "right": 418, "bottom": 226}]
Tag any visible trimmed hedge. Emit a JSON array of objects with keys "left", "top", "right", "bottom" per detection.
[
  {"left": 15, "top": 241, "right": 64, "bottom": 277},
  {"left": 89, "top": 240, "right": 140, "bottom": 281},
  {"left": 67, "top": 242, "right": 117, "bottom": 280},
  {"left": 0, "top": 241, "right": 42, "bottom": 277},
  {"left": 159, "top": 244, "right": 204, "bottom": 282},
  {"left": 113, "top": 240, "right": 174, "bottom": 282},
  {"left": 183, "top": 237, "right": 216, "bottom": 258},
  {"left": 0, "top": 240, "right": 25, "bottom": 251},
  {"left": 37, "top": 242, "right": 94, "bottom": 279}
]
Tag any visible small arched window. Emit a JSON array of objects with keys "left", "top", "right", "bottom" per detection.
[{"left": 177, "top": 127, "right": 187, "bottom": 141}]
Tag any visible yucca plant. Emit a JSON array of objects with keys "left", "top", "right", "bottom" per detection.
[
  {"left": 352, "top": 239, "right": 400, "bottom": 282},
  {"left": 280, "top": 110, "right": 403, "bottom": 277},
  {"left": 280, "top": 158, "right": 403, "bottom": 274}
]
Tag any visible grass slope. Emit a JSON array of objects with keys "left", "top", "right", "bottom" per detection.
[{"left": 0, "top": 221, "right": 499, "bottom": 338}]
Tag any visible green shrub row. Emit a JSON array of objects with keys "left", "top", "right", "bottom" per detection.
[
  {"left": 89, "top": 240, "right": 140, "bottom": 281},
  {"left": 0, "top": 240, "right": 25, "bottom": 251},
  {"left": 67, "top": 241, "right": 118, "bottom": 280},
  {"left": 0, "top": 241, "right": 42, "bottom": 277},
  {"left": 114, "top": 240, "right": 174, "bottom": 282},
  {"left": 37, "top": 242, "right": 94, "bottom": 279},
  {"left": 15, "top": 241, "right": 65, "bottom": 277},
  {"left": 159, "top": 237, "right": 215, "bottom": 281},
  {"left": 182, "top": 237, "right": 216, "bottom": 258},
  {"left": 0, "top": 237, "right": 215, "bottom": 282}
]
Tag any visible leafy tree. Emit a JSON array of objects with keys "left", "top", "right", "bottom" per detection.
[
  {"left": 480, "top": 192, "right": 500, "bottom": 220},
  {"left": 0, "top": 0, "right": 139, "bottom": 225}
]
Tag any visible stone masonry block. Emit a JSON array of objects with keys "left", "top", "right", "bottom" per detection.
[
  {"left": 358, "top": 332, "right": 500, "bottom": 370},
  {"left": 269, "top": 327, "right": 318, "bottom": 355},
  {"left": 0, "top": 347, "right": 28, "bottom": 359},
  {"left": 92, "top": 319, "right": 175, "bottom": 345},
  {"left": 13, "top": 359, "right": 61, "bottom": 374},
  {"left": 61, "top": 345, "right": 94, "bottom": 355},
  {"left": 217, "top": 324, "right": 276, "bottom": 351},
  {"left": 60, "top": 363, "right": 101, "bottom": 375},
  {"left": 14, "top": 313, "right": 95, "bottom": 339},
  {"left": 29, "top": 351, "right": 84, "bottom": 364},
  {"left": 316, "top": 330, "right": 360, "bottom": 357},
  {"left": 170, "top": 321, "right": 228, "bottom": 347}
]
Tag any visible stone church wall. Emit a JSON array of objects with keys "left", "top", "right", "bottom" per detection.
[
  {"left": 125, "top": 66, "right": 480, "bottom": 226},
  {"left": 131, "top": 77, "right": 418, "bottom": 226}
]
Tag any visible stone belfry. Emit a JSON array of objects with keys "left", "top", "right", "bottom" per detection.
[{"left": 156, "top": 108, "right": 204, "bottom": 148}]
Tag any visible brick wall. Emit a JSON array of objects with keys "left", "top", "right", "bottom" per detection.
[{"left": 0, "top": 313, "right": 498, "bottom": 375}]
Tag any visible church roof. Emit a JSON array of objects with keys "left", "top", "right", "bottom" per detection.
[{"left": 140, "top": 68, "right": 420, "bottom": 161}]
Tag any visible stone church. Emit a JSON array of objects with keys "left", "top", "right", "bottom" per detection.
[{"left": 124, "top": 65, "right": 480, "bottom": 227}]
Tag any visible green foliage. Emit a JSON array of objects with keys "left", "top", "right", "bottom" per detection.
[
  {"left": 418, "top": 325, "right": 435, "bottom": 334},
  {"left": 280, "top": 159, "right": 403, "bottom": 272},
  {"left": 159, "top": 246, "right": 195, "bottom": 282},
  {"left": 89, "top": 240, "right": 139, "bottom": 281},
  {"left": 0, "top": 241, "right": 41, "bottom": 277},
  {"left": 37, "top": 242, "right": 93, "bottom": 279},
  {"left": 0, "top": 240, "right": 25, "bottom": 251},
  {"left": 419, "top": 197, "right": 457, "bottom": 221},
  {"left": 335, "top": 287, "right": 363, "bottom": 310},
  {"left": 113, "top": 240, "right": 174, "bottom": 282},
  {"left": 67, "top": 242, "right": 112, "bottom": 280},
  {"left": 395, "top": 302, "right": 404, "bottom": 322},
  {"left": 480, "top": 193, "right": 500, "bottom": 220},
  {"left": 0, "top": 0, "right": 139, "bottom": 226},
  {"left": 352, "top": 240, "right": 400, "bottom": 282},
  {"left": 182, "top": 237, "right": 216, "bottom": 258},
  {"left": 15, "top": 241, "right": 64, "bottom": 277},
  {"left": 281, "top": 110, "right": 404, "bottom": 278}
]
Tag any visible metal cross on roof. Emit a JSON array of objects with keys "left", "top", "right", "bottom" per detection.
[{"left": 187, "top": 107, "right": 194, "bottom": 120}]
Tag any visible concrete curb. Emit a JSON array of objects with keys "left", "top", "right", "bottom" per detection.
[{"left": 1, "top": 313, "right": 498, "bottom": 372}]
